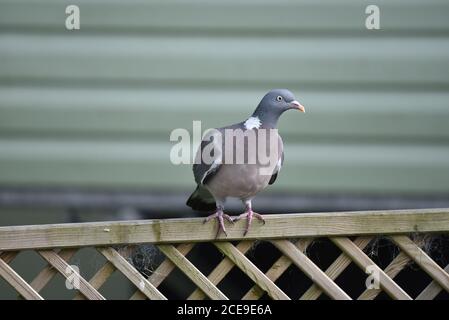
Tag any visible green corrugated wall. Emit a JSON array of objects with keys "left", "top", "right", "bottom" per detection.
[{"left": 1, "top": 0, "right": 449, "bottom": 193}]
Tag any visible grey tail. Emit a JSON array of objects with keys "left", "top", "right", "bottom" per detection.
[{"left": 186, "top": 185, "right": 216, "bottom": 211}]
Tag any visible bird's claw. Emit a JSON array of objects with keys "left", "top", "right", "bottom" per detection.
[
  {"left": 232, "top": 210, "right": 265, "bottom": 236},
  {"left": 204, "top": 210, "right": 233, "bottom": 238}
]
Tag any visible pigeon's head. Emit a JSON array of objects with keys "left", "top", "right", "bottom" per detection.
[
  {"left": 259, "top": 89, "right": 305, "bottom": 113},
  {"left": 251, "top": 89, "right": 305, "bottom": 128}
]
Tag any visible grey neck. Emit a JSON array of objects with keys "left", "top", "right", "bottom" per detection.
[{"left": 252, "top": 106, "right": 283, "bottom": 129}]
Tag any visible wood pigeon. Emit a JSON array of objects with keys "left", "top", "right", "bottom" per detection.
[{"left": 186, "top": 89, "right": 305, "bottom": 237}]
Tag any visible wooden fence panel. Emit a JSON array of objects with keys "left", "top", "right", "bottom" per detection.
[{"left": 0, "top": 209, "right": 448, "bottom": 300}]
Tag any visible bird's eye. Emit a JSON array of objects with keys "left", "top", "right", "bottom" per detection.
[{"left": 276, "top": 96, "right": 283, "bottom": 102}]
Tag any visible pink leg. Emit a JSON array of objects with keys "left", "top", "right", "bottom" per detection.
[
  {"left": 232, "top": 204, "right": 265, "bottom": 236},
  {"left": 204, "top": 209, "right": 233, "bottom": 238}
]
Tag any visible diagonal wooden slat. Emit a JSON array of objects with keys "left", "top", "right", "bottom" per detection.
[
  {"left": 242, "top": 239, "right": 312, "bottom": 300},
  {"left": 417, "top": 264, "right": 449, "bottom": 300},
  {"left": 38, "top": 250, "right": 105, "bottom": 300},
  {"left": 391, "top": 235, "right": 449, "bottom": 293},
  {"left": 99, "top": 247, "right": 166, "bottom": 300},
  {"left": 0, "top": 256, "right": 43, "bottom": 300},
  {"left": 214, "top": 241, "right": 290, "bottom": 300},
  {"left": 0, "top": 251, "right": 19, "bottom": 264},
  {"left": 158, "top": 244, "right": 228, "bottom": 300},
  {"left": 74, "top": 261, "right": 116, "bottom": 300},
  {"left": 130, "top": 243, "right": 194, "bottom": 300},
  {"left": 147, "top": 243, "right": 194, "bottom": 287},
  {"left": 358, "top": 251, "right": 410, "bottom": 300},
  {"left": 84, "top": 262, "right": 115, "bottom": 291},
  {"left": 272, "top": 239, "right": 351, "bottom": 300},
  {"left": 189, "top": 241, "right": 254, "bottom": 300},
  {"left": 30, "top": 249, "right": 78, "bottom": 292},
  {"left": 301, "top": 237, "right": 372, "bottom": 300},
  {"left": 331, "top": 237, "right": 411, "bottom": 300},
  {"left": 0, "top": 251, "right": 17, "bottom": 264}
]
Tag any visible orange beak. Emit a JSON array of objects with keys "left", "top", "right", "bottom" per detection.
[{"left": 290, "top": 100, "right": 305, "bottom": 113}]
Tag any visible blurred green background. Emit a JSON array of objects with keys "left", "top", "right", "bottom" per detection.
[
  {"left": 1, "top": 0, "right": 449, "bottom": 300},
  {"left": 1, "top": 0, "right": 449, "bottom": 196}
]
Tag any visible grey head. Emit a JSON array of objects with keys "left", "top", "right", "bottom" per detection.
[{"left": 250, "top": 89, "right": 305, "bottom": 129}]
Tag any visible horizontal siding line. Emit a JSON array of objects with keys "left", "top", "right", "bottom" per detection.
[
  {"left": 1, "top": 140, "right": 449, "bottom": 164},
  {"left": 0, "top": 167, "right": 448, "bottom": 192},
  {"left": 1, "top": 82, "right": 449, "bottom": 94},
  {"left": 1, "top": 104, "right": 448, "bottom": 116},
  {"left": 2, "top": 28, "right": 449, "bottom": 38},
  {"left": 1, "top": 0, "right": 449, "bottom": 34},
  {"left": 1, "top": 87, "right": 449, "bottom": 112},
  {"left": 1, "top": 138, "right": 449, "bottom": 149},
  {"left": 1, "top": 79, "right": 449, "bottom": 92},
  {"left": 2, "top": 34, "right": 449, "bottom": 53},
  {"left": 2, "top": 133, "right": 449, "bottom": 146}
]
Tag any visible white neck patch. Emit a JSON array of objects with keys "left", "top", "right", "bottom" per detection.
[{"left": 244, "top": 116, "right": 261, "bottom": 130}]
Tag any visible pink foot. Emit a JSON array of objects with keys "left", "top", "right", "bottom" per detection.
[
  {"left": 204, "top": 210, "right": 233, "bottom": 238},
  {"left": 232, "top": 210, "right": 265, "bottom": 236}
]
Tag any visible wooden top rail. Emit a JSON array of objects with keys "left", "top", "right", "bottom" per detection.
[{"left": 1, "top": 208, "right": 449, "bottom": 251}]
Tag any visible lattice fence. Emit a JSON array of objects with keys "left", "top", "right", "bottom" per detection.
[{"left": 0, "top": 209, "right": 448, "bottom": 299}]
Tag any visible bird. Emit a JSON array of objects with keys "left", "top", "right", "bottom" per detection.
[{"left": 186, "top": 89, "right": 305, "bottom": 237}]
